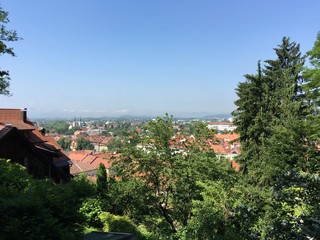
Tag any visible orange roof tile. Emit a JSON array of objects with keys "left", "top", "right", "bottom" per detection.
[
  {"left": 210, "top": 144, "right": 229, "bottom": 155},
  {"left": 0, "top": 109, "right": 35, "bottom": 130},
  {"left": 215, "top": 133, "right": 240, "bottom": 142},
  {"left": 68, "top": 153, "right": 87, "bottom": 161},
  {"left": 92, "top": 157, "right": 112, "bottom": 169},
  {"left": 82, "top": 155, "right": 97, "bottom": 164}
]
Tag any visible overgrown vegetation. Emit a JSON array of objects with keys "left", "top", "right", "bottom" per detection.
[{"left": 0, "top": 160, "right": 95, "bottom": 240}]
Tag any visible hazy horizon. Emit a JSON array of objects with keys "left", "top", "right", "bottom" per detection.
[{"left": 26, "top": 108, "right": 232, "bottom": 120}]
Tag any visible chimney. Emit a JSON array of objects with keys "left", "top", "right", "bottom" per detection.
[{"left": 22, "top": 108, "right": 27, "bottom": 122}]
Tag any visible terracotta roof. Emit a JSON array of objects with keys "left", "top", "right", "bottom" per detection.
[
  {"left": 0, "top": 109, "right": 35, "bottom": 130},
  {"left": 215, "top": 133, "right": 240, "bottom": 142},
  {"left": 0, "top": 108, "right": 23, "bottom": 121},
  {"left": 210, "top": 144, "right": 229, "bottom": 155},
  {"left": 68, "top": 152, "right": 87, "bottom": 161},
  {"left": 70, "top": 150, "right": 93, "bottom": 155},
  {"left": 69, "top": 152, "right": 113, "bottom": 175},
  {"left": 93, "top": 157, "right": 112, "bottom": 169},
  {"left": 82, "top": 155, "right": 97, "bottom": 164},
  {"left": 70, "top": 160, "right": 97, "bottom": 174}
]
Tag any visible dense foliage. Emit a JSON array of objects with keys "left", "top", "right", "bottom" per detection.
[
  {"left": 76, "top": 138, "right": 94, "bottom": 150},
  {"left": 0, "top": 7, "right": 20, "bottom": 95},
  {"left": 106, "top": 114, "right": 237, "bottom": 238},
  {"left": 232, "top": 36, "right": 320, "bottom": 239},
  {"left": 0, "top": 160, "right": 95, "bottom": 240},
  {"left": 57, "top": 137, "right": 71, "bottom": 151}
]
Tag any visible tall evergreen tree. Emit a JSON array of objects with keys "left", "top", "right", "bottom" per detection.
[
  {"left": 233, "top": 37, "right": 307, "bottom": 178},
  {"left": 264, "top": 37, "right": 306, "bottom": 121},
  {"left": 96, "top": 163, "right": 107, "bottom": 196},
  {"left": 232, "top": 36, "right": 320, "bottom": 239},
  {"left": 304, "top": 32, "right": 320, "bottom": 116},
  {"left": 232, "top": 61, "right": 268, "bottom": 173}
]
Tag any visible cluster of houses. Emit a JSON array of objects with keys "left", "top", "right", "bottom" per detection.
[
  {"left": 68, "top": 150, "right": 116, "bottom": 180},
  {"left": 0, "top": 108, "right": 240, "bottom": 182}
]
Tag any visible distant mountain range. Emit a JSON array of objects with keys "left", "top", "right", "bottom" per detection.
[
  {"left": 28, "top": 108, "right": 233, "bottom": 121},
  {"left": 31, "top": 113, "right": 233, "bottom": 122}
]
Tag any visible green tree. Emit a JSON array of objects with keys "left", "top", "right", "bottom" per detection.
[
  {"left": 304, "top": 32, "right": 320, "bottom": 107},
  {"left": 187, "top": 181, "right": 239, "bottom": 239},
  {"left": 232, "top": 61, "right": 268, "bottom": 174},
  {"left": 264, "top": 37, "right": 306, "bottom": 121},
  {"left": 58, "top": 137, "right": 71, "bottom": 151},
  {"left": 233, "top": 37, "right": 307, "bottom": 180},
  {"left": 96, "top": 163, "right": 107, "bottom": 196},
  {"left": 113, "top": 114, "right": 178, "bottom": 234},
  {"left": 106, "top": 137, "right": 124, "bottom": 151},
  {"left": 110, "top": 115, "right": 235, "bottom": 238},
  {"left": 0, "top": 159, "right": 95, "bottom": 239},
  {"left": 0, "top": 7, "right": 20, "bottom": 95},
  {"left": 232, "top": 36, "right": 320, "bottom": 238},
  {"left": 303, "top": 32, "right": 320, "bottom": 136},
  {"left": 76, "top": 138, "right": 94, "bottom": 150}
]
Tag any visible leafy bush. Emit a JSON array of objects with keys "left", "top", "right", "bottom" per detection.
[
  {"left": 0, "top": 159, "right": 94, "bottom": 240},
  {"left": 80, "top": 197, "right": 106, "bottom": 228},
  {"left": 99, "top": 212, "right": 155, "bottom": 240}
]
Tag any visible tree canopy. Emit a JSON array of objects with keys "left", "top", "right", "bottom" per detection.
[
  {"left": 232, "top": 36, "right": 320, "bottom": 239},
  {"left": 0, "top": 7, "right": 20, "bottom": 95}
]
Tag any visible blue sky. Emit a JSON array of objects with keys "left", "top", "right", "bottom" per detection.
[{"left": 1, "top": 0, "right": 320, "bottom": 118}]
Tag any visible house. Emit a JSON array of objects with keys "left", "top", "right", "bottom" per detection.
[
  {"left": 68, "top": 150, "right": 114, "bottom": 180},
  {"left": 210, "top": 133, "right": 241, "bottom": 160},
  {"left": 88, "top": 135, "right": 113, "bottom": 152},
  {"left": 0, "top": 108, "right": 71, "bottom": 183},
  {"left": 207, "top": 122, "right": 237, "bottom": 132}
]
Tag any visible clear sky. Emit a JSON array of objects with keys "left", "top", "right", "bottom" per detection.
[{"left": 1, "top": 0, "right": 320, "bottom": 118}]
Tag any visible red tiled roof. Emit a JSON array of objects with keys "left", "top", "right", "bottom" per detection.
[
  {"left": 69, "top": 152, "right": 113, "bottom": 175},
  {"left": 210, "top": 144, "right": 229, "bottom": 155},
  {"left": 71, "top": 150, "right": 94, "bottom": 155},
  {"left": 70, "top": 160, "right": 97, "bottom": 175},
  {"left": 0, "top": 109, "right": 35, "bottom": 130},
  {"left": 0, "top": 108, "right": 23, "bottom": 121},
  {"left": 93, "top": 157, "right": 112, "bottom": 169},
  {"left": 68, "top": 152, "right": 87, "bottom": 161},
  {"left": 215, "top": 133, "right": 240, "bottom": 142},
  {"left": 82, "top": 155, "right": 97, "bottom": 164}
]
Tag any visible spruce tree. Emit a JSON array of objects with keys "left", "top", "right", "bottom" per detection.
[
  {"left": 232, "top": 61, "right": 269, "bottom": 174},
  {"left": 96, "top": 163, "right": 107, "bottom": 196},
  {"left": 232, "top": 36, "right": 320, "bottom": 239},
  {"left": 233, "top": 37, "right": 307, "bottom": 179},
  {"left": 264, "top": 37, "right": 306, "bottom": 121}
]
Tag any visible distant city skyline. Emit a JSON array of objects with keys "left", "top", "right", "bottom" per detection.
[{"left": 1, "top": 0, "right": 320, "bottom": 118}]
